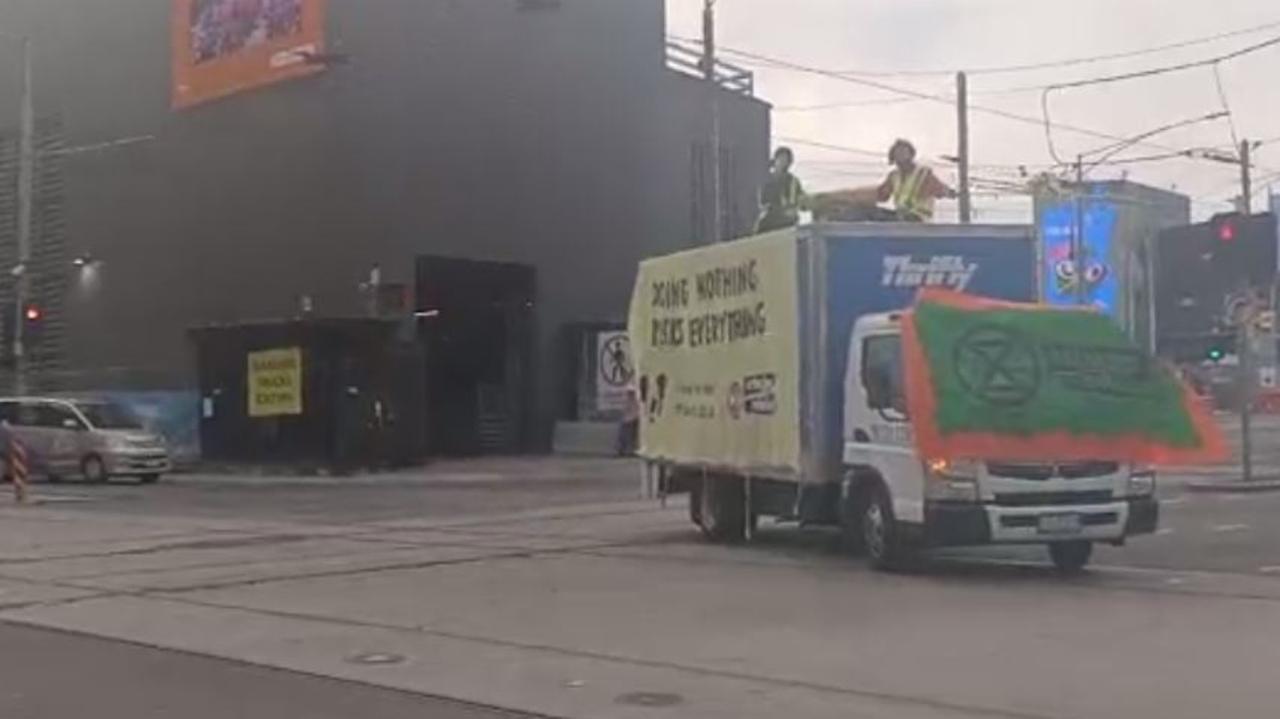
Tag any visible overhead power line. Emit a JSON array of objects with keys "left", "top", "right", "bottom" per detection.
[
  {"left": 771, "top": 82, "right": 1052, "bottom": 113},
  {"left": 806, "top": 18, "right": 1280, "bottom": 78},
  {"left": 675, "top": 19, "right": 1280, "bottom": 79},
  {"left": 774, "top": 97, "right": 918, "bottom": 112},
  {"left": 773, "top": 135, "right": 885, "bottom": 158},
  {"left": 727, "top": 45, "right": 1228, "bottom": 160},
  {"left": 1042, "top": 34, "right": 1280, "bottom": 92},
  {"left": 1038, "top": 36, "right": 1280, "bottom": 164}
]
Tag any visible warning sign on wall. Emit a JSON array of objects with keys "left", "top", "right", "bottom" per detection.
[
  {"left": 596, "top": 332, "right": 634, "bottom": 413},
  {"left": 248, "top": 347, "right": 303, "bottom": 417}
]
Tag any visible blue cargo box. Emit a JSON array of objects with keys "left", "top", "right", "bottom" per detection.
[{"left": 797, "top": 223, "right": 1038, "bottom": 482}]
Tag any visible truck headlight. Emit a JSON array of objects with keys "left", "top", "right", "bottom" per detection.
[
  {"left": 926, "top": 459, "right": 980, "bottom": 502},
  {"left": 1128, "top": 468, "right": 1156, "bottom": 497}
]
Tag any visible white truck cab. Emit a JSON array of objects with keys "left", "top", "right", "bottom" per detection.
[{"left": 841, "top": 312, "right": 1159, "bottom": 571}]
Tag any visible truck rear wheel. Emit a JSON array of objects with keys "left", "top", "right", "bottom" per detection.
[
  {"left": 696, "top": 474, "right": 747, "bottom": 543},
  {"left": 862, "top": 484, "right": 904, "bottom": 571},
  {"left": 1048, "top": 541, "right": 1093, "bottom": 573}
]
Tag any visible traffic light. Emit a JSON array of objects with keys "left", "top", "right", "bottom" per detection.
[
  {"left": 1156, "top": 213, "right": 1278, "bottom": 344},
  {"left": 1204, "top": 212, "right": 1276, "bottom": 276},
  {"left": 1206, "top": 339, "right": 1230, "bottom": 363},
  {"left": 1212, "top": 213, "right": 1239, "bottom": 243},
  {"left": 23, "top": 304, "right": 45, "bottom": 349},
  {"left": 1157, "top": 332, "right": 1237, "bottom": 365}
]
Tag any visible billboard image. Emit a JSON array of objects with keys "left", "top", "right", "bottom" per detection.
[
  {"left": 1038, "top": 197, "right": 1120, "bottom": 315},
  {"left": 172, "top": 0, "right": 327, "bottom": 109}
]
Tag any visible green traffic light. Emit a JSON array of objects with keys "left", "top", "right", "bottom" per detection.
[{"left": 1208, "top": 348, "right": 1225, "bottom": 361}]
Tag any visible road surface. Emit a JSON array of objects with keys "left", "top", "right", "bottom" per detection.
[{"left": 0, "top": 456, "right": 1277, "bottom": 719}]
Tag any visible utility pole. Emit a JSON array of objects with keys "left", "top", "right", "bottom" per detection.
[
  {"left": 1073, "top": 155, "right": 1087, "bottom": 306},
  {"left": 1239, "top": 139, "right": 1254, "bottom": 481},
  {"left": 1240, "top": 139, "right": 1252, "bottom": 214},
  {"left": 13, "top": 37, "right": 34, "bottom": 394},
  {"left": 702, "top": 0, "right": 722, "bottom": 244},
  {"left": 955, "top": 72, "right": 971, "bottom": 224}
]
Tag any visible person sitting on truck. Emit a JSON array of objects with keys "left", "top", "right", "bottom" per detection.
[
  {"left": 755, "top": 147, "right": 807, "bottom": 233},
  {"left": 875, "top": 139, "right": 957, "bottom": 223}
]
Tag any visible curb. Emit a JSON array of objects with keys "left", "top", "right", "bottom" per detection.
[{"left": 1184, "top": 478, "right": 1280, "bottom": 493}]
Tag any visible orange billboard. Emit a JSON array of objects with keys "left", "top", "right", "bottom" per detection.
[{"left": 172, "top": 0, "right": 327, "bottom": 109}]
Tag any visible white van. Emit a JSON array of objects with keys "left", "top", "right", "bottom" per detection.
[{"left": 0, "top": 398, "right": 171, "bottom": 484}]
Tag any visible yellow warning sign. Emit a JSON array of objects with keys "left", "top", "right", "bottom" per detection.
[{"left": 248, "top": 347, "right": 303, "bottom": 417}]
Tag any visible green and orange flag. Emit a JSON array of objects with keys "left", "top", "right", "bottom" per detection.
[{"left": 902, "top": 289, "right": 1226, "bottom": 464}]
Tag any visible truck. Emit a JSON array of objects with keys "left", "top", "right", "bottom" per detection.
[{"left": 628, "top": 223, "right": 1159, "bottom": 572}]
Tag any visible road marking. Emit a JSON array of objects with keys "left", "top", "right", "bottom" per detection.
[
  {"left": 1259, "top": 566, "right": 1280, "bottom": 575},
  {"left": 1162, "top": 497, "right": 1187, "bottom": 507},
  {"left": 1165, "top": 577, "right": 1187, "bottom": 585},
  {"left": 1211, "top": 524, "right": 1251, "bottom": 533},
  {"left": 1217, "top": 494, "right": 1248, "bottom": 502},
  {"left": 1155, "top": 528, "right": 1176, "bottom": 536},
  {"left": 30, "top": 494, "right": 97, "bottom": 504}
]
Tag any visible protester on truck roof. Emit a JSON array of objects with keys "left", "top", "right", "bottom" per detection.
[
  {"left": 876, "top": 139, "right": 958, "bottom": 223},
  {"left": 756, "top": 146, "right": 808, "bottom": 233}
]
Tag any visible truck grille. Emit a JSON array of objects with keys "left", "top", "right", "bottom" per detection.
[
  {"left": 994, "top": 490, "right": 1114, "bottom": 507},
  {"left": 986, "top": 462, "right": 1120, "bottom": 481}
]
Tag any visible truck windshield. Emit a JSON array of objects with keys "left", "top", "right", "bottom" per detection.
[{"left": 75, "top": 402, "right": 143, "bottom": 430}]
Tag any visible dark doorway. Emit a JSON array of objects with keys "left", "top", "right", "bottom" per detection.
[{"left": 416, "top": 257, "right": 536, "bottom": 456}]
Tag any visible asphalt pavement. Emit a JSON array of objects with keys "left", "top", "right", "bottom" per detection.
[
  {"left": 19, "top": 457, "right": 641, "bottom": 524},
  {"left": 20, "top": 458, "right": 1280, "bottom": 577},
  {"left": 0, "top": 622, "right": 534, "bottom": 719},
  {"left": 1, "top": 454, "right": 1278, "bottom": 719}
]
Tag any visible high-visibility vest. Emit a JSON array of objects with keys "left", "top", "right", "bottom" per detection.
[
  {"left": 891, "top": 166, "right": 934, "bottom": 221},
  {"left": 757, "top": 175, "right": 804, "bottom": 230},
  {"left": 764, "top": 174, "right": 803, "bottom": 213},
  {"left": 782, "top": 176, "right": 803, "bottom": 210}
]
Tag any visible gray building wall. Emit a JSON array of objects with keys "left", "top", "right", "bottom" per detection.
[{"left": 0, "top": 0, "right": 770, "bottom": 446}]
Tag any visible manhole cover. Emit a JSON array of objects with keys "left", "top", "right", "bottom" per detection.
[
  {"left": 614, "top": 692, "right": 684, "bottom": 708},
  {"left": 346, "top": 652, "right": 407, "bottom": 666}
]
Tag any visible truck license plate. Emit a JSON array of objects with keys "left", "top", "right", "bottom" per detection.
[{"left": 1038, "top": 514, "right": 1082, "bottom": 535}]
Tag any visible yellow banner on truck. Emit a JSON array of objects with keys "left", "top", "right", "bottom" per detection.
[{"left": 628, "top": 233, "right": 801, "bottom": 472}]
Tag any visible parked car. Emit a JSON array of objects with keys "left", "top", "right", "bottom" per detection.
[{"left": 0, "top": 397, "right": 170, "bottom": 484}]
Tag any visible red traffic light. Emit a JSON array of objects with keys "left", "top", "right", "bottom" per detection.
[
  {"left": 1218, "top": 221, "right": 1237, "bottom": 243},
  {"left": 24, "top": 305, "right": 41, "bottom": 322}
]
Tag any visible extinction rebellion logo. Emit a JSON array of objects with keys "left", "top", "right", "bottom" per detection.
[{"left": 952, "top": 324, "right": 1153, "bottom": 407}]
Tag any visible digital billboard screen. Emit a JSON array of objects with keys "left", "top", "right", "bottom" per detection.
[{"left": 1038, "top": 197, "right": 1120, "bottom": 316}]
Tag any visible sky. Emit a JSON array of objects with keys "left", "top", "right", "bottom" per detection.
[{"left": 666, "top": 0, "right": 1280, "bottom": 222}]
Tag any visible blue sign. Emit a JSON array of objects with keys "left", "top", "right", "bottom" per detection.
[
  {"left": 1039, "top": 196, "right": 1119, "bottom": 315},
  {"left": 101, "top": 391, "right": 202, "bottom": 465}
]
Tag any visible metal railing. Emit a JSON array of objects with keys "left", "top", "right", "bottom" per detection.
[{"left": 665, "top": 42, "right": 755, "bottom": 97}]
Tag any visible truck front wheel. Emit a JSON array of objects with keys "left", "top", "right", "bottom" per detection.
[
  {"left": 696, "top": 475, "right": 748, "bottom": 543},
  {"left": 1048, "top": 541, "right": 1093, "bottom": 573},
  {"left": 862, "top": 484, "right": 904, "bottom": 571}
]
